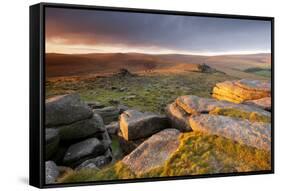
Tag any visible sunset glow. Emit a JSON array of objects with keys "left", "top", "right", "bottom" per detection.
[
  {"left": 46, "top": 41, "right": 270, "bottom": 56},
  {"left": 46, "top": 7, "right": 271, "bottom": 56}
]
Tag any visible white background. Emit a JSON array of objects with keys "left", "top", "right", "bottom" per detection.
[{"left": 0, "top": 0, "right": 279, "bottom": 190}]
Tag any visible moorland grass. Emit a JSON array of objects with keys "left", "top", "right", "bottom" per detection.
[
  {"left": 58, "top": 132, "right": 271, "bottom": 183},
  {"left": 244, "top": 67, "right": 271, "bottom": 78},
  {"left": 46, "top": 72, "right": 236, "bottom": 113}
]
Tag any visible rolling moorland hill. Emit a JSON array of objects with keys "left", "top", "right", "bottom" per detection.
[{"left": 46, "top": 53, "right": 271, "bottom": 79}]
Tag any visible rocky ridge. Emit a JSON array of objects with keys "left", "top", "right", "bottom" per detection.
[
  {"left": 45, "top": 94, "right": 113, "bottom": 183},
  {"left": 45, "top": 79, "right": 272, "bottom": 183}
]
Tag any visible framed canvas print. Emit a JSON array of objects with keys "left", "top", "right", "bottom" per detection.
[{"left": 29, "top": 2, "right": 274, "bottom": 188}]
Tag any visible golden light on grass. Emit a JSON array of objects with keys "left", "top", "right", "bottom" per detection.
[{"left": 58, "top": 132, "right": 270, "bottom": 183}]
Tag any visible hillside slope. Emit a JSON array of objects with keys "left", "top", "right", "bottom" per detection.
[{"left": 46, "top": 53, "right": 271, "bottom": 79}]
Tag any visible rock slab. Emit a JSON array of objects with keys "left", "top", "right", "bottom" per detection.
[
  {"left": 46, "top": 94, "right": 92, "bottom": 127},
  {"left": 120, "top": 110, "right": 169, "bottom": 140},
  {"left": 122, "top": 129, "right": 181, "bottom": 175},
  {"left": 212, "top": 79, "right": 271, "bottom": 103},
  {"left": 56, "top": 113, "right": 104, "bottom": 141},
  {"left": 176, "top": 95, "right": 270, "bottom": 117},
  {"left": 63, "top": 138, "right": 106, "bottom": 166},
  {"left": 189, "top": 114, "right": 271, "bottom": 150}
]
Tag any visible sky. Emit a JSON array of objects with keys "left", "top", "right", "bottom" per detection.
[{"left": 45, "top": 7, "right": 271, "bottom": 56}]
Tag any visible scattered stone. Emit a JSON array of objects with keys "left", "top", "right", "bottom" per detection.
[
  {"left": 189, "top": 114, "right": 271, "bottom": 150},
  {"left": 120, "top": 110, "right": 169, "bottom": 140},
  {"left": 122, "top": 129, "right": 181, "bottom": 175},
  {"left": 166, "top": 102, "right": 192, "bottom": 132},
  {"left": 56, "top": 113, "right": 105, "bottom": 141},
  {"left": 46, "top": 94, "right": 92, "bottom": 127},
  {"left": 63, "top": 138, "right": 106, "bottom": 166},
  {"left": 123, "top": 95, "right": 136, "bottom": 100},
  {"left": 45, "top": 128, "right": 60, "bottom": 160},
  {"left": 212, "top": 79, "right": 270, "bottom": 103},
  {"left": 93, "top": 106, "right": 120, "bottom": 125},
  {"left": 45, "top": 161, "right": 59, "bottom": 184},
  {"left": 119, "top": 87, "right": 127, "bottom": 92}
]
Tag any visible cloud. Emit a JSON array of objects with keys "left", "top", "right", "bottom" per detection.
[{"left": 46, "top": 7, "right": 271, "bottom": 54}]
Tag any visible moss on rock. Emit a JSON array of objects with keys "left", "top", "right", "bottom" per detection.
[
  {"left": 59, "top": 132, "right": 270, "bottom": 183},
  {"left": 209, "top": 107, "right": 271, "bottom": 123}
]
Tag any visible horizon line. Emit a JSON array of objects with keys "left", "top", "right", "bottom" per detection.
[{"left": 45, "top": 51, "right": 271, "bottom": 57}]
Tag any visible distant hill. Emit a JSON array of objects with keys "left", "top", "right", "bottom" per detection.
[{"left": 46, "top": 52, "right": 271, "bottom": 79}]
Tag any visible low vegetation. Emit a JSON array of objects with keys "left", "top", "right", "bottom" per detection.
[
  {"left": 57, "top": 162, "right": 135, "bottom": 183},
  {"left": 209, "top": 108, "right": 271, "bottom": 123},
  {"left": 244, "top": 67, "right": 271, "bottom": 78},
  {"left": 46, "top": 71, "right": 236, "bottom": 113},
  {"left": 110, "top": 136, "right": 124, "bottom": 160},
  {"left": 58, "top": 132, "right": 270, "bottom": 183}
]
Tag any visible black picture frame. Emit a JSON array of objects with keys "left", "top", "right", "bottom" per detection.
[{"left": 30, "top": 2, "right": 274, "bottom": 189}]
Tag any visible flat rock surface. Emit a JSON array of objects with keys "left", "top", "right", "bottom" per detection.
[
  {"left": 176, "top": 95, "right": 270, "bottom": 117},
  {"left": 122, "top": 129, "right": 181, "bottom": 175},
  {"left": 244, "top": 97, "right": 271, "bottom": 111},
  {"left": 189, "top": 114, "right": 271, "bottom": 150},
  {"left": 212, "top": 80, "right": 271, "bottom": 103},
  {"left": 235, "top": 79, "right": 271, "bottom": 92},
  {"left": 56, "top": 113, "right": 104, "bottom": 141},
  {"left": 120, "top": 110, "right": 169, "bottom": 140},
  {"left": 46, "top": 94, "right": 92, "bottom": 127}
]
